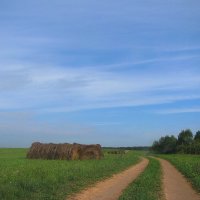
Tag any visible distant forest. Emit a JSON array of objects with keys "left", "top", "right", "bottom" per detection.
[
  {"left": 103, "top": 146, "right": 150, "bottom": 151},
  {"left": 151, "top": 129, "right": 200, "bottom": 154}
]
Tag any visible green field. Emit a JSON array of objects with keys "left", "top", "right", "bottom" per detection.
[
  {"left": 1, "top": 148, "right": 200, "bottom": 200},
  {"left": 0, "top": 148, "right": 140, "bottom": 200},
  {"left": 119, "top": 157, "right": 163, "bottom": 200},
  {"left": 158, "top": 154, "right": 200, "bottom": 192}
]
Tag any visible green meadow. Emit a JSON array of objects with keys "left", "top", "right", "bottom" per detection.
[
  {"left": 0, "top": 148, "right": 140, "bottom": 200},
  {"left": 1, "top": 148, "right": 200, "bottom": 200}
]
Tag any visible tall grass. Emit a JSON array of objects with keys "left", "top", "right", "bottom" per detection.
[{"left": 0, "top": 148, "right": 140, "bottom": 200}]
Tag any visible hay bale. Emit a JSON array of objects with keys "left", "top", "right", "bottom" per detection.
[
  {"left": 78, "top": 144, "right": 103, "bottom": 160},
  {"left": 27, "top": 142, "right": 103, "bottom": 160}
]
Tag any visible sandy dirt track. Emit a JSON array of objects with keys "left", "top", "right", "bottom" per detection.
[
  {"left": 67, "top": 158, "right": 149, "bottom": 200},
  {"left": 158, "top": 158, "right": 200, "bottom": 200}
]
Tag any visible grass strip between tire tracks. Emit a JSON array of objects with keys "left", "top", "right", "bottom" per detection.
[{"left": 119, "top": 157, "right": 163, "bottom": 200}]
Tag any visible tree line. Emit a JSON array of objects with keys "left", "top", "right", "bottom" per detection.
[
  {"left": 103, "top": 146, "right": 150, "bottom": 151},
  {"left": 151, "top": 129, "right": 200, "bottom": 154}
]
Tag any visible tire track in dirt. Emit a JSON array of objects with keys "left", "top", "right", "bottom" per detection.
[
  {"left": 158, "top": 158, "right": 200, "bottom": 200},
  {"left": 67, "top": 158, "right": 149, "bottom": 200}
]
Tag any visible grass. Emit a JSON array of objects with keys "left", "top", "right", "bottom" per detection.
[
  {"left": 0, "top": 148, "right": 140, "bottom": 200},
  {"left": 158, "top": 154, "right": 200, "bottom": 192},
  {"left": 119, "top": 157, "right": 163, "bottom": 200}
]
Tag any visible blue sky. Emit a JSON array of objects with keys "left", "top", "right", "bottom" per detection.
[{"left": 0, "top": 0, "right": 200, "bottom": 147}]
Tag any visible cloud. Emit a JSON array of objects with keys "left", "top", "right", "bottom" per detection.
[
  {"left": 156, "top": 108, "right": 200, "bottom": 114},
  {"left": 0, "top": 0, "right": 200, "bottom": 113},
  {"left": 0, "top": 0, "right": 200, "bottom": 147},
  {"left": 0, "top": 61, "right": 200, "bottom": 112}
]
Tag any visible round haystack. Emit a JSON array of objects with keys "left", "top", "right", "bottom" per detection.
[{"left": 27, "top": 142, "right": 103, "bottom": 160}]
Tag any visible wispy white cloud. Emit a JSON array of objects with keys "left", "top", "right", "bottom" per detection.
[
  {"left": 0, "top": 0, "right": 200, "bottom": 147},
  {"left": 156, "top": 108, "right": 200, "bottom": 114},
  {"left": 0, "top": 62, "right": 199, "bottom": 112},
  {"left": 85, "top": 54, "right": 200, "bottom": 70},
  {"left": 0, "top": 2, "right": 199, "bottom": 114}
]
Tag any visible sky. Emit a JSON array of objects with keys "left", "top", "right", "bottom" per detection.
[{"left": 0, "top": 0, "right": 200, "bottom": 147}]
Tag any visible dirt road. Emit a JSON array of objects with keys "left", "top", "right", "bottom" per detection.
[
  {"left": 158, "top": 158, "right": 200, "bottom": 200},
  {"left": 67, "top": 158, "right": 149, "bottom": 200}
]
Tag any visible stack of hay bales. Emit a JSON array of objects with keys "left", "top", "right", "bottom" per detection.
[{"left": 27, "top": 142, "right": 103, "bottom": 160}]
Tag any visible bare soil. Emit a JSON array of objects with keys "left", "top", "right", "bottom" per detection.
[
  {"left": 67, "top": 158, "right": 149, "bottom": 200},
  {"left": 158, "top": 158, "right": 200, "bottom": 200}
]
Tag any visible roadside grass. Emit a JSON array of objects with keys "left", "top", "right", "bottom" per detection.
[
  {"left": 158, "top": 154, "right": 200, "bottom": 192},
  {"left": 119, "top": 157, "right": 163, "bottom": 200},
  {"left": 0, "top": 148, "right": 140, "bottom": 200}
]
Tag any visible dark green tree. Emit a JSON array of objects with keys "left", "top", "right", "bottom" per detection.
[
  {"left": 177, "top": 129, "right": 193, "bottom": 145},
  {"left": 194, "top": 131, "right": 200, "bottom": 142},
  {"left": 151, "top": 140, "right": 160, "bottom": 152},
  {"left": 152, "top": 135, "right": 177, "bottom": 154},
  {"left": 160, "top": 135, "right": 177, "bottom": 154}
]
